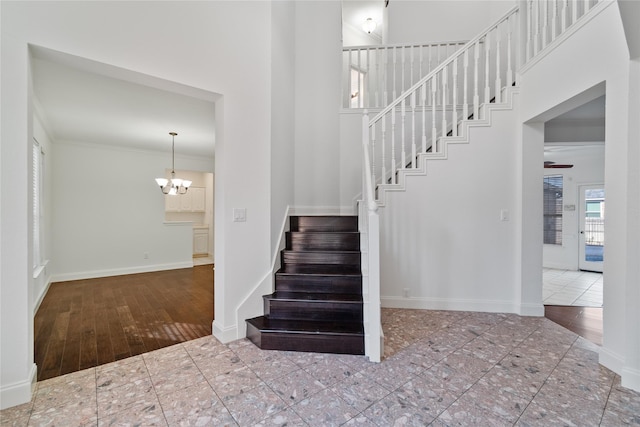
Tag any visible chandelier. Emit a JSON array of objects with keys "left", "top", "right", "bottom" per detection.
[{"left": 155, "top": 132, "right": 192, "bottom": 195}]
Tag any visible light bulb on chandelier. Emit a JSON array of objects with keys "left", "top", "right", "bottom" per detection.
[{"left": 155, "top": 132, "right": 192, "bottom": 195}]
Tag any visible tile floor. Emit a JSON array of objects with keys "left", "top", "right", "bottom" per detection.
[
  {"left": 2, "top": 308, "right": 638, "bottom": 426},
  {"left": 543, "top": 268, "right": 603, "bottom": 307}
]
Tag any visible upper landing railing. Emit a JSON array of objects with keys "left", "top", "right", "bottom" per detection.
[
  {"left": 343, "top": 41, "right": 466, "bottom": 109},
  {"left": 525, "top": 0, "right": 606, "bottom": 62}
]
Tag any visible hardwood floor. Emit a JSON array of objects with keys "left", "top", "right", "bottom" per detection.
[
  {"left": 544, "top": 305, "right": 603, "bottom": 346},
  {"left": 34, "top": 265, "right": 213, "bottom": 381}
]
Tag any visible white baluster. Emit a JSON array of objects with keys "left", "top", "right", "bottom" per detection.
[
  {"left": 506, "top": 18, "right": 513, "bottom": 87},
  {"left": 534, "top": 0, "right": 540, "bottom": 56},
  {"left": 473, "top": 40, "right": 480, "bottom": 120},
  {"left": 421, "top": 83, "right": 427, "bottom": 153},
  {"left": 452, "top": 57, "right": 458, "bottom": 137},
  {"left": 495, "top": 27, "right": 502, "bottom": 104},
  {"left": 432, "top": 75, "right": 438, "bottom": 152},
  {"left": 381, "top": 116, "right": 386, "bottom": 187},
  {"left": 391, "top": 107, "right": 397, "bottom": 184},
  {"left": 484, "top": 33, "right": 491, "bottom": 117},
  {"left": 392, "top": 46, "right": 397, "bottom": 101},
  {"left": 584, "top": 0, "right": 590, "bottom": 17},
  {"left": 551, "top": 0, "right": 558, "bottom": 41},
  {"left": 383, "top": 48, "right": 389, "bottom": 106},
  {"left": 419, "top": 47, "right": 423, "bottom": 84},
  {"left": 375, "top": 48, "right": 380, "bottom": 108},
  {"left": 463, "top": 48, "right": 469, "bottom": 121},
  {"left": 572, "top": 0, "right": 578, "bottom": 26},
  {"left": 401, "top": 100, "right": 406, "bottom": 171},
  {"left": 442, "top": 66, "right": 448, "bottom": 138},
  {"left": 526, "top": 0, "right": 533, "bottom": 60},
  {"left": 561, "top": 0, "right": 568, "bottom": 33},
  {"left": 542, "top": 0, "right": 548, "bottom": 49},
  {"left": 365, "top": 49, "right": 373, "bottom": 108},
  {"left": 410, "top": 47, "right": 415, "bottom": 89},
  {"left": 401, "top": 46, "right": 406, "bottom": 94},
  {"left": 411, "top": 92, "right": 416, "bottom": 168}
]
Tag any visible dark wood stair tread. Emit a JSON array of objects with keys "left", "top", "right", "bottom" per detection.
[
  {"left": 276, "top": 264, "right": 362, "bottom": 276},
  {"left": 246, "top": 317, "right": 364, "bottom": 335},
  {"left": 267, "top": 291, "right": 362, "bottom": 302}
]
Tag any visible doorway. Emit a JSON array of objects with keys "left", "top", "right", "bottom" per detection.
[{"left": 579, "top": 184, "right": 604, "bottom": 272}]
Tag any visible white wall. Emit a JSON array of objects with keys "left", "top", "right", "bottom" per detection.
[
  {"left": 293, "top": 1, "right": 344, "bottom": 212},
  {"left": 542, "top": 145, "right": 605, "bottom": 270},
  {"left": 519, "top": 1, "right": 639, "bottom": 390},
  {"left": 1, "top": 0, "right": 273, "bottom": 408},
  {"left": 385, "top": 0, "right": 516, "bottom": 45},
  {"left": 378, "top": 94, "right": 532, "bottom": 314},
  {"left": 51, "top": 141, "right": 212, "bottom": 281}
]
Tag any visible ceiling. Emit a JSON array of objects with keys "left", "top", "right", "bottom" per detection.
[
  {"left": 31, "top": 49, "right": 216, "bottom": 159},
  {"left": 342, "top": 0, "right": 384, "bottom": 42}
]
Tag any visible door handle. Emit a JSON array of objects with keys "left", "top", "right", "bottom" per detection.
[{"left": 580, "top": 231, "right": 584, "bottom": 234}]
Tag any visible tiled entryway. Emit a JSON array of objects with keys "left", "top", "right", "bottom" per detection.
[
  {"left": 3, "top": 308, "right": 638, "bottom": 426},
  {"left": 543, "top": 268, "right": 603, "bottom": 307}
]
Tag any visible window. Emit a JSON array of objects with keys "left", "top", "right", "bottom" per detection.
[
  {"left": 33, "top": 139, "right": 44, "bottom": 271},
  {"left": 543, "top": 175, "right": 563, "bottom": 245}
]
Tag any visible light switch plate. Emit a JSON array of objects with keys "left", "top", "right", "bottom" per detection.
[{"left": 233, "top": 208, "right": 246, "bottom": 222}]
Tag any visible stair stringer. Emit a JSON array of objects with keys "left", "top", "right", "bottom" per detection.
[{"left": 375, "top": 87, "right": 520, "bottom": 208}]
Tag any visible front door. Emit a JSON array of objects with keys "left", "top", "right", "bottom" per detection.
[{"left": 579, "top": 185, "right": 604, "bottom": 272}]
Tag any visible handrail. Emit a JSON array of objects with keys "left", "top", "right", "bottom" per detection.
[
  {"left": 369, "top": 5, "right": 518, "bottom": 125},
  {"left": 343, "top": 40, "right": 467, "bottom": 52}
]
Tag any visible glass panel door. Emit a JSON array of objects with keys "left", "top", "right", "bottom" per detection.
[{"left": 579, "top": 185, "right": 604, "bottom": 272}]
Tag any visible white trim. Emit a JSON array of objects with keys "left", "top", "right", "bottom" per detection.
[
  {"left": 600, "top": 346, "right": 624, "bottom": 375},
  {"left": 33, "top": 260, "right": 52, "bottom": 315},
  {"left": 50, "top": 261, "right": 193, "bottom": 282},
  {"left": 381, "top": 296, "right": 519, "bottom": 314},
  {"left": 0, "top": 363, "right": 37, "bottom": 410},
  {"left": 289, "top": 206, "right": 353, "bottom": 216},
  {"left": 235, "top": 206, "right": 290, "bottom": 339},
  {"left": 518, "top": 302, "right": 545, "bottom": 317},
  {"left": 519, "top": 0, "right": 614, "bottom": 74},
  {"left": 621, "top": 367, "right": 640, "bottom": 393},
  {"left": 212, "top": 320, "right": 237, "bottom": 344}
]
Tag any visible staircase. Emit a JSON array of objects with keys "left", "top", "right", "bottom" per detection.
[{"left": 246, "top": 216, "right": 365, "bottom": 355}]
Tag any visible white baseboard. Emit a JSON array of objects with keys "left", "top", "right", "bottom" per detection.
[
  {"left": 50, "top": 261, "right": 194, "bottom": 282},
  {"left": 33, "top": 275, "right": 53, "bottom": 316},
  {"left": 0, "top": 363, "right": 37, "bottom": 410},
  {"left": 518, "top": 302, "right": 545, "bottom": 317},
  {"left": 381, "top": 296, "right": 520, "bottom": 314},
  {"left": 212, "top": 320, "right": 238, "bottom": 344},
  {"left": 600, "top": 346, "right": 624, "bottom": 375},
  {"left": 621, "top": 367, "right": 640, "bottom": 393}
]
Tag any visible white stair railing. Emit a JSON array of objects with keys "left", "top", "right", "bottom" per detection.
[
  {"left": 525, "top": 0, "right": 604, "bottom": 62},
  {"left": 343, "top": 41, "right": 466, "bottom": 109},
  {"left": 364, "top": 7, "right": 519, "bottom": 197}
]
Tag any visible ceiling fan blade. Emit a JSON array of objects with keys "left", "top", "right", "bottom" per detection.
[{"left": 544, "top": 164, "right": 574, "bottom": 168}]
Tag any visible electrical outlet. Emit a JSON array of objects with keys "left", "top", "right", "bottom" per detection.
[
  {"left": 233, "top": 208, "right": 247, "bottom": 222},
  {"left": 144, "top": 252, "right": 149, "bottom": 259},
  {"left": 403, "top": 288, "right": 410, "bottom": 298}
]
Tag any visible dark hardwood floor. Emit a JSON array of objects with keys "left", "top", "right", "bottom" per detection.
[
  {"left": 544, "top": 305, "right": 603, "bottom": 346},
  {"left": 34, "top": 265, "right": 213, "bottom": 381}
]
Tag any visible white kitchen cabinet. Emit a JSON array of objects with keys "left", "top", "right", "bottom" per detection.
[
  {"left": 193, "top": 227, "right": 209, "bottom": 256},
  {"left": 192, "top": 187, "right": 205, "bottom": 212},
  {"left": 165, "top": 187, "right": 205, "bottom": 212}
]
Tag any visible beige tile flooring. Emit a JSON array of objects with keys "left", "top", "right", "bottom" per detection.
[
  {"left": 543, "top": 268, "right": 603, "bottom": 307},
  {"left": 2, "top": 308, "right": 638, "bottom": 426}
]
